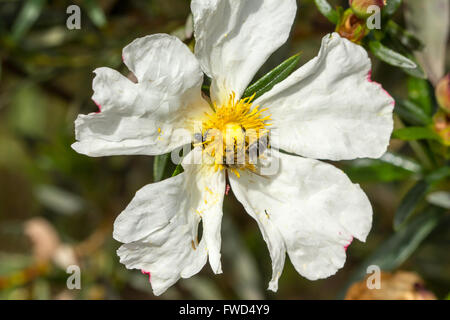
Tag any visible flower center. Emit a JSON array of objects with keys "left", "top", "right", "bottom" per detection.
[{"left": 195, "top": 92, "right": 271, "bottom": 177}]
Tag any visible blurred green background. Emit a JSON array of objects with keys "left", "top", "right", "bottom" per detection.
[{"left": 0, "top": 0, "right": 449, "bottom": 299}]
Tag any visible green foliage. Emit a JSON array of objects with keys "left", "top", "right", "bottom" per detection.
[
  {"left": 407, "top": 77, "right": 433, "bottom": 116},
  {"left": 394, "top": 99, "right": 432, "bottom": 126},
  {"left": 11, "top": 0, "right": 46, "bottom": 41},
  {"left": 392, "top": 127, "right": 439, "bottom": 141},
  {"left": 368, "top": 40, "right": 416, "bottom": 69},
  {"left": 82, "top": 0, "right": 107, "bottom": 28},
  {"left": 385, "top": 20, "right": 423, "bottom": 52},
  {"left": 172, "top": 163, "right": 184, "bottom": 177},
  {"left": 153, "top": 153, "right": 170, "bottom": 182},
  {"left": 394, "top": 167, "right": 450, "bottom": 229},
  {"left": 242, "top": 53, "right": 301, "bottom": 100},
  {"left": 343, "top": 152, "right": 421, "bottom": 183},
  {"left": 383, "top": 0, "right": 402, "bottom": 17},
  {"left": 313, "top": 0, "right": 339, "bottom": 24}
]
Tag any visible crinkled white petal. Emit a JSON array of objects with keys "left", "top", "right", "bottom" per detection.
[
  {"left": 256, "top": 33, "right": 394, "bottom": 161},
  {"left": 229, "top": 150, "right": 372, "bottom": 290},
  {"left": 72, "top": 35, "right": 210, "bottom": 157},
  {"left": 191, "top": 0, "right": 297, "bottom": 104},
  {"left": 114, "top": 149, "right": 225, "bottom": 295}
]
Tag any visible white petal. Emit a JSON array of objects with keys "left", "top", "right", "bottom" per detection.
[
  {"left": 114, "top": 150, "right": 225, "bottom": 295},
  {"left": 73, "top": 35, "right": 209, "bottom": 157},
  {"left": 256, "top": 33, "right": 394, "bottom": 161},
  {"left": 229, "top": 150, "right": 372, "bottom": 289},
  {"left": 191, "top": 0, "right": 297, "bottom": 104},
  {"left": 72, "top": 111, "right": 192, "bottom": 157},
  {"left": 122, "top": 34, "right": 204, "bottom": 94}
]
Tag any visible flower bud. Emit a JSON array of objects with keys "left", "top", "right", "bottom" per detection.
[
  {"left": 336, "top": 9, "right": 368, "bottom": 44},
  {"left": 349, "top": 0, "right": 386, "bottom": 19},
  {"left": 432, "top": 110, "right": 450, "bottom": 146},
  {"left": 435, "top": 74, "right": 450, "bottom": 114}
]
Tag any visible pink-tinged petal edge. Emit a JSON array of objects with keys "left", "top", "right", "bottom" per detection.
[
  {"left": 141, "top": 269, "right": 151, "bottom": 282},
  {"left": 344, "top": 236, "right": 354, "bottom": 252},
  {"left": 367, "top": 71, "right": 395, "bottom": 107},
  {"left": 92, "top": 99, "right": 102, "bottom": 113}
]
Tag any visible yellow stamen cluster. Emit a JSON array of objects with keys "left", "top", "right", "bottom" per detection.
[{"left": 195, "top": 92, "right": 271, "bottom": 177}]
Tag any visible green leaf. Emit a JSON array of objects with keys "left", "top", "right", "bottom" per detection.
[
  {"left": 153, "top": 153, "right": 170, "bottom": 182},
  {"left": 400, "top": 55, "right": 427, "bottom": 79},
  {"left": 426, "top": 191, "right": 450, "bottom": 210},
  {"left": 392, "top": 127, "right": 439, "bottom": 141},
  {"left": 394, "top": 180, "right": 430, "bottom": 229},
  {"left": 172, "top": 164, "right": 184, "bottom": 177},
  {"left": 34, "top": 184, "right": 85, "bottom": 215},
  {"left": 407, "top": 77, "right": 433, "bottom": 116},
  {"left": 344, "top": 161, "right": 414, "bottom": 182},
  {"left": 383, "top": 0, "right": 402, "bottom": 17},
  {"left": 385, "top": 20, "right": 423, "bottom": 51},
  {"left": 379, "top": 152, "right": 423, "bottom": 173},
  {"left": 338, "top": 205, "right": 444, "bottom": 299},
  {"left": 313, "top": 0, "right": 339, "bottom": 24},
  {"left": 394, "top": 167, "right": 450, "bottom": 229},
  {"left": 368, "top": 40, "right": 417, "bottom": 69},
  {"left": 242, "top": 53, "right": 301, "bottom": 100},
  {"left": 11, "top": 0, "right": 47, "bottom": 41},
  {"left": 426, "top": 166, "right": 450, "bottom": 183},
  {"left": 82, "top": 0, "right": 107, "bottom": 28},
  {"left": 381, "top": 30, "right": 426, "bottom": 78},
  {"left": 394, "top": 99, "right": 432, "bottom": 126},
  {"left": 343, "top": 152, "right": 421, "bottom": 183},
  {"left": 8, "top": 82, "right": 47, "bottom": 138}
]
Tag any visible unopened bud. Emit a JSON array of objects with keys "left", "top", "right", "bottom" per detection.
[
  {"left": 336, "top": 9, "right": 368, "bottom": 44},
  {"left": 435, "top": 74, "right": 450, "bottom": 114},
  {"left": 432, "top": 110, "right": 450, "bottom": 146},
  {"left": 349, "top": 0, "right": 386, "bottom": 19}
]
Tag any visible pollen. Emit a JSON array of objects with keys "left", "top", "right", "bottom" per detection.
[{"left": 194, "top": 92, "right": 271, "bottom": 176}]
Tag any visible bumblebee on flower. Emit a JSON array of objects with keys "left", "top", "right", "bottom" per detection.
[{"left": 72, "top": 0, "right": 394, "bottom": 296}]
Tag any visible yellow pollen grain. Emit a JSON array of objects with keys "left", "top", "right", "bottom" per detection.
[{"left": 198, "top": 92, "right": 271, "bottom": 177}]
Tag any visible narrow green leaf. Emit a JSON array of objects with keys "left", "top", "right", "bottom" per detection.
[
  {"left": 392, "top": 127, "right": 438, "bottom": 141},
  {"left": 400, "top": 56, "right": 427, "bottom": 79},
  {"left": 82, "top": 0, "right": 107, "bottom": 28},
  {"left": 381, "top": 30, "right": 426, "bottom": 78},
  {"left": 394, "top": 180, "right": 430, "bottom": 229},
  {"left": 407, "top": 77, "right": 433, "bottom": 116},
  {"left": 344, "top": 161, "right": 414, "bottom": 182},
  {"left": 172, "top": 164, "right": 184, "bottom": 177},
  {"left": 394, "top": 99, "right": 431, "bottom": 126},
  {"left": 427, "top": 191, "right": 450, "bottom": 210},
  {"left": 343, "top": 152, "right": 422, "bottom": 183},
  {"left": 34, "top": 184, "right": 85, "bottom": 215},
  {"left": 11, "top": 0, "right": 46, "bottom": 41},
  {"left": 242, "top": 53, "right": 301, "bottom": 100},
  {"left": 313, "top": 0, "right": 339, "bottom": 24},
  {"left": 338, "top": 205, "right": 444, "bottom": 299},
  {"left": 368, "top": 40, "right": 417, "bottom": 69},
  {"left": 385, "top": 20, "right": 423, "bottom": 51},
  {"left": 426, "top": 166, "right": 450, "bottom": 183},
  {"left": 394, "top": 167, "right": 450, "bottom": 229},
  {"left": 379, "top": 152, "right": 423, "bottom": 173},
  {"left": 383, "top": 0, "right": 402, "bottom": 17},
  {"left": 153, "top": 153, "right": 170, "bottom": 182}
]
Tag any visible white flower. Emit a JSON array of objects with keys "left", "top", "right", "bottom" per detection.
[{"left": 72, "top": 0, "right": 394, "bottom": 296}]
